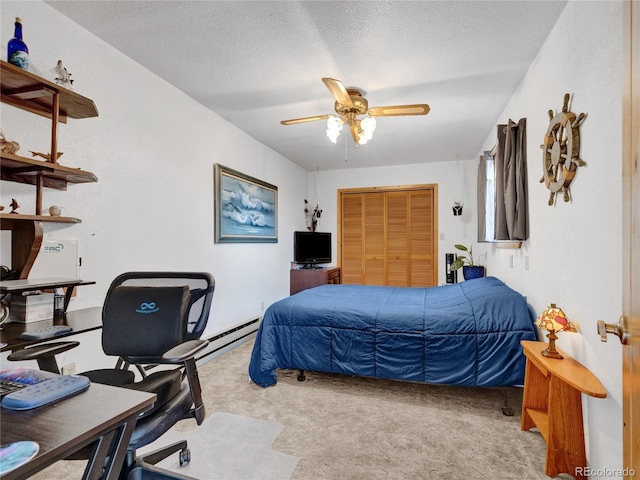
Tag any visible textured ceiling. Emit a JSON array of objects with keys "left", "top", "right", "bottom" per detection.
[{"left": 46, "top": 0, "right": 568, "bottom": 172}]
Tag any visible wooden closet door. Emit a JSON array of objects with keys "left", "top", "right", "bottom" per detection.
[
  {"left": 363, "top": 193, "right": 385, "bottom": 285},
  {"left": 341, "top": 194, "right": 364, "bottom": 284},
  {"left": 386, "top": 191, "right": 409, "bottom": 286},
  {"left": 409, "top": 189, "right": 434, "bottom": 286},
  {"left": 339, "top": 185, "right": 437, "bottom": 287}
]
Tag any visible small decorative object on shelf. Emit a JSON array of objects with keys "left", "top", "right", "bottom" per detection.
[
  {"left": 52, "top": 60, "right": 74, "bottom": 89},
  {"left": 9, "top": 199, "right": 20, "bottom": 214},
  {"left": 7, "top": 17, "right": 29, "bottom": 70},
  {"left": 48, "top": 205, "right": 62, "bottom": 217},
  {"left": 540, "top": 93, "right": 587, "bottom": 206},
  {"left": 29, "top": 150, "right": 64, "bottom": 162},
  {"left": 536, "top": 303, "right": 577, "bottom": 359},
  {"left": 304, "top": 199, "right": 322, "bottom": 232},
  {"left": 449, "top": 244, "right": 485, "bottom": 280},
  {"left": 0, "top": 130, "right": 20, "bottom": 154},
  {"left": 452, "top": 202, "right": 463, "bottom": 216}
]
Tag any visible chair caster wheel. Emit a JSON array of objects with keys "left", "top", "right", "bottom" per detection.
[
  {"left": 297, "top": 374, "right": 305, "bottom": 382},
  {"left": 179, "top": 448, "right": 191, "bottom": 465}
]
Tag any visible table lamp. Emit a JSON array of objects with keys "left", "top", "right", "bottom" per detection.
[{"left": 536, "top": 303, "right": 576, "bottom": 359}]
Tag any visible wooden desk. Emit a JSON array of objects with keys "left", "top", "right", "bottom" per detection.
[
  {"left": 1, "top": 307, "right": 102, "bottom": 353},
  {"left": 520, "top": 340, "right": 606, "bottom": 479},
  {"left": 0, "top": 382, "right": 155, "bottom": 480}
]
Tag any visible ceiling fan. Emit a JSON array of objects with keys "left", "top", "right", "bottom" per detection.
[{"left": 281, "top": 78, "right": 430, "bottom": 145}]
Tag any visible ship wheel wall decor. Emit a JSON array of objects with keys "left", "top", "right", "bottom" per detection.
[{"left": 540, "top": 93, "right": 587, "bottom": 206}]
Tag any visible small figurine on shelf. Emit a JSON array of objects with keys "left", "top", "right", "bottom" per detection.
[
  {"left": 0, "top": 131, "right": 20, "bottom": 155},
  {"left": 48, "top": 205, "right": 62, "bottom": 217},
  {"left": 9, "top": 199, "right": 20, "bottom": 214},
  {"left": 30, "top": 150, "right": 64, "bottom": 162},
  {"left": 52, "top": 60, "right": 73, "bottom": 89}
]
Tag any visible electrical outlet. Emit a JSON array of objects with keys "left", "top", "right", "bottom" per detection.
[{"left": 62, "top": 362, "right": 76, "bottom": 375}]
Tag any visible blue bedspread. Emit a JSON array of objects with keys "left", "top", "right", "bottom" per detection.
[{"left": 248, "top": 276, "right": 537, "bottom": 388}]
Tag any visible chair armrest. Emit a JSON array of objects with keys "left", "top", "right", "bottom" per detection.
[
  {"left": 162, "top": 339, "right": 209, "bottom": 363},
  {"left": 7, "top": 341, "right": 80, "bottom": 362}
]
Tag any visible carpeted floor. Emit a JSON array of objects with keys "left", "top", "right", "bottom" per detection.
[
  {"left": 139, "top": 411, "right": 299, "bottom": 479},
  {"left": 32, "top": 338, "right": 558, "bottom": 479}
]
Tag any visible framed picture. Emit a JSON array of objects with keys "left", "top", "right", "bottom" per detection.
[{"left": 214, "top": 164, "right": 278, "bottom": 243}]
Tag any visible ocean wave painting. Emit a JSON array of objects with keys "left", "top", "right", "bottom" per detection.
[{"left": 215, "top": 164, "right": 278, "bottom": 243}]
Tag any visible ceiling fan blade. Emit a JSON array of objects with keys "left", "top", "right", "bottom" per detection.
[
  {"left": 281, "top": 114, "right": 331, "bottom": 125},
  {"left": 368, "top": 104, "right": 430, "bottom": 117},
  {"left": 322, "top": 78, "right": 353, "bottom": 107}
]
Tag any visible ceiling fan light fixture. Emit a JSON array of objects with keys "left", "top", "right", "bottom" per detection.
[
  {"left": 326, "top": 115, "right": 343, "bottom": 143},
  {"left": 281, "top": 78, "right": 429, "bottom": 146},
  {"left": 358, "top": 115, "right": 376, "bottom": 145}
]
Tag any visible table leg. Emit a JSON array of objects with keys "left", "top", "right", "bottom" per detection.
[{"left": 82, "top": 415, "right": 138, "bottom": 480}]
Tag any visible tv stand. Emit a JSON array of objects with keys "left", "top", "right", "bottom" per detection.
[{"left": 290, "top": 267, "right": 341, "bottom": 295}]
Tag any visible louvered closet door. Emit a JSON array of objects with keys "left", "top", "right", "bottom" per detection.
[
  {"left": 339, "top": 185, "right": 437, "bottom": 287},
  {"left": 341, "top": 194, "right": 364, "bottom": 284},
  {"left": 363, "top": 193, "right": 385, "bottom": 285},
  {"left": 409, "top": 189, "right": 434, "bottom": 286},
  {"left": 386, "top": 192, "right": 409, "bottom": 286}
]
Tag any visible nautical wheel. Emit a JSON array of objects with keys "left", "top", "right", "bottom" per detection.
[{"left": 540, "top": 93, "right": 586, "bottom": 205}]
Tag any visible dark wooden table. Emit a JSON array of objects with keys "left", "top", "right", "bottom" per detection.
[
  {"left": 1, "top": 382, "right": 156, "bottom": 480},
  {"left": 1, "top": 307, "right": 102, "bottom": 353}
]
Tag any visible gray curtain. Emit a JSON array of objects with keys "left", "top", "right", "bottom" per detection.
[
  {"left": 501, "top": 118, "right": 528, "bottom": 240},
  {"left": 478, "top": 118, "right": 529, "bottom": 242}
]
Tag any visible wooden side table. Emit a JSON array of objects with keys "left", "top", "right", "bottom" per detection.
[{"left": 520, "top": 340, "right": 607, "bottom": 479}]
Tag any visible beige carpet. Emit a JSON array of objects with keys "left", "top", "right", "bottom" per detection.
[
  {"left": 138, "top": 411, "right": 299, "bottom": 479},
  {"left": 32, "top": 338, "right": 557, "bottom": 479}
]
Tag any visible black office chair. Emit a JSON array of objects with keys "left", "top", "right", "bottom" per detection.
[{"left": 8, "top": 271, "right": 215, "bottom": 480}]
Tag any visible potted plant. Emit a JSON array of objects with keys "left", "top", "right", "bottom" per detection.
[{"left": 450, "top": 244, "right": 485, "bottom": 280}]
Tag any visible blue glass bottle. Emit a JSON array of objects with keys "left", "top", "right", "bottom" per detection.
[{"left": 8, "top": 17, "right": 29, "bottom": 70}]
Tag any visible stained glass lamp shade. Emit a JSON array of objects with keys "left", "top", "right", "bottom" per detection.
[{"left": 536, "top": 303, "right": 576, "bottom": 359}]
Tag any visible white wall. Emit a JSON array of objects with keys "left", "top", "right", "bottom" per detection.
[
  {"left": 0, "top": 2, "right": 307, "bottom": 350},
  {"left": 472, "top": 0, "right": 622, "bottom": 469}
]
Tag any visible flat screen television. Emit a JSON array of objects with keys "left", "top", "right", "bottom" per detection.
[{"left": 293, "top": 231, "right": 331, "bottom": 267}]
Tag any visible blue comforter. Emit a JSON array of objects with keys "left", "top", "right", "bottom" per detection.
[{"left": 249, "top": 276, "right": 537, "bottom": 388}]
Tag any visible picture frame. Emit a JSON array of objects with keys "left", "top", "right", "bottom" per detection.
[{"left": 214, "top": 164, "right": 278, "bottom": 243}]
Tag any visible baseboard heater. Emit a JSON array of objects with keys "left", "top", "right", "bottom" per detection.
[{"left": 196, "top": 317, "right": 261, "bottom": 362}]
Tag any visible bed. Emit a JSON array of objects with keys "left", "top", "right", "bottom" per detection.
[{"left": 248, "top": 276, "right": 537, "bottom": 388}]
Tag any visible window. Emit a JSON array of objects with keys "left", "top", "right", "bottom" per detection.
[
  {"left": 481, "top": 153, "right": 496, "bottom": 242},
  {"left": 477, "top": 119, "right": 529, "bottom": 243}
]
